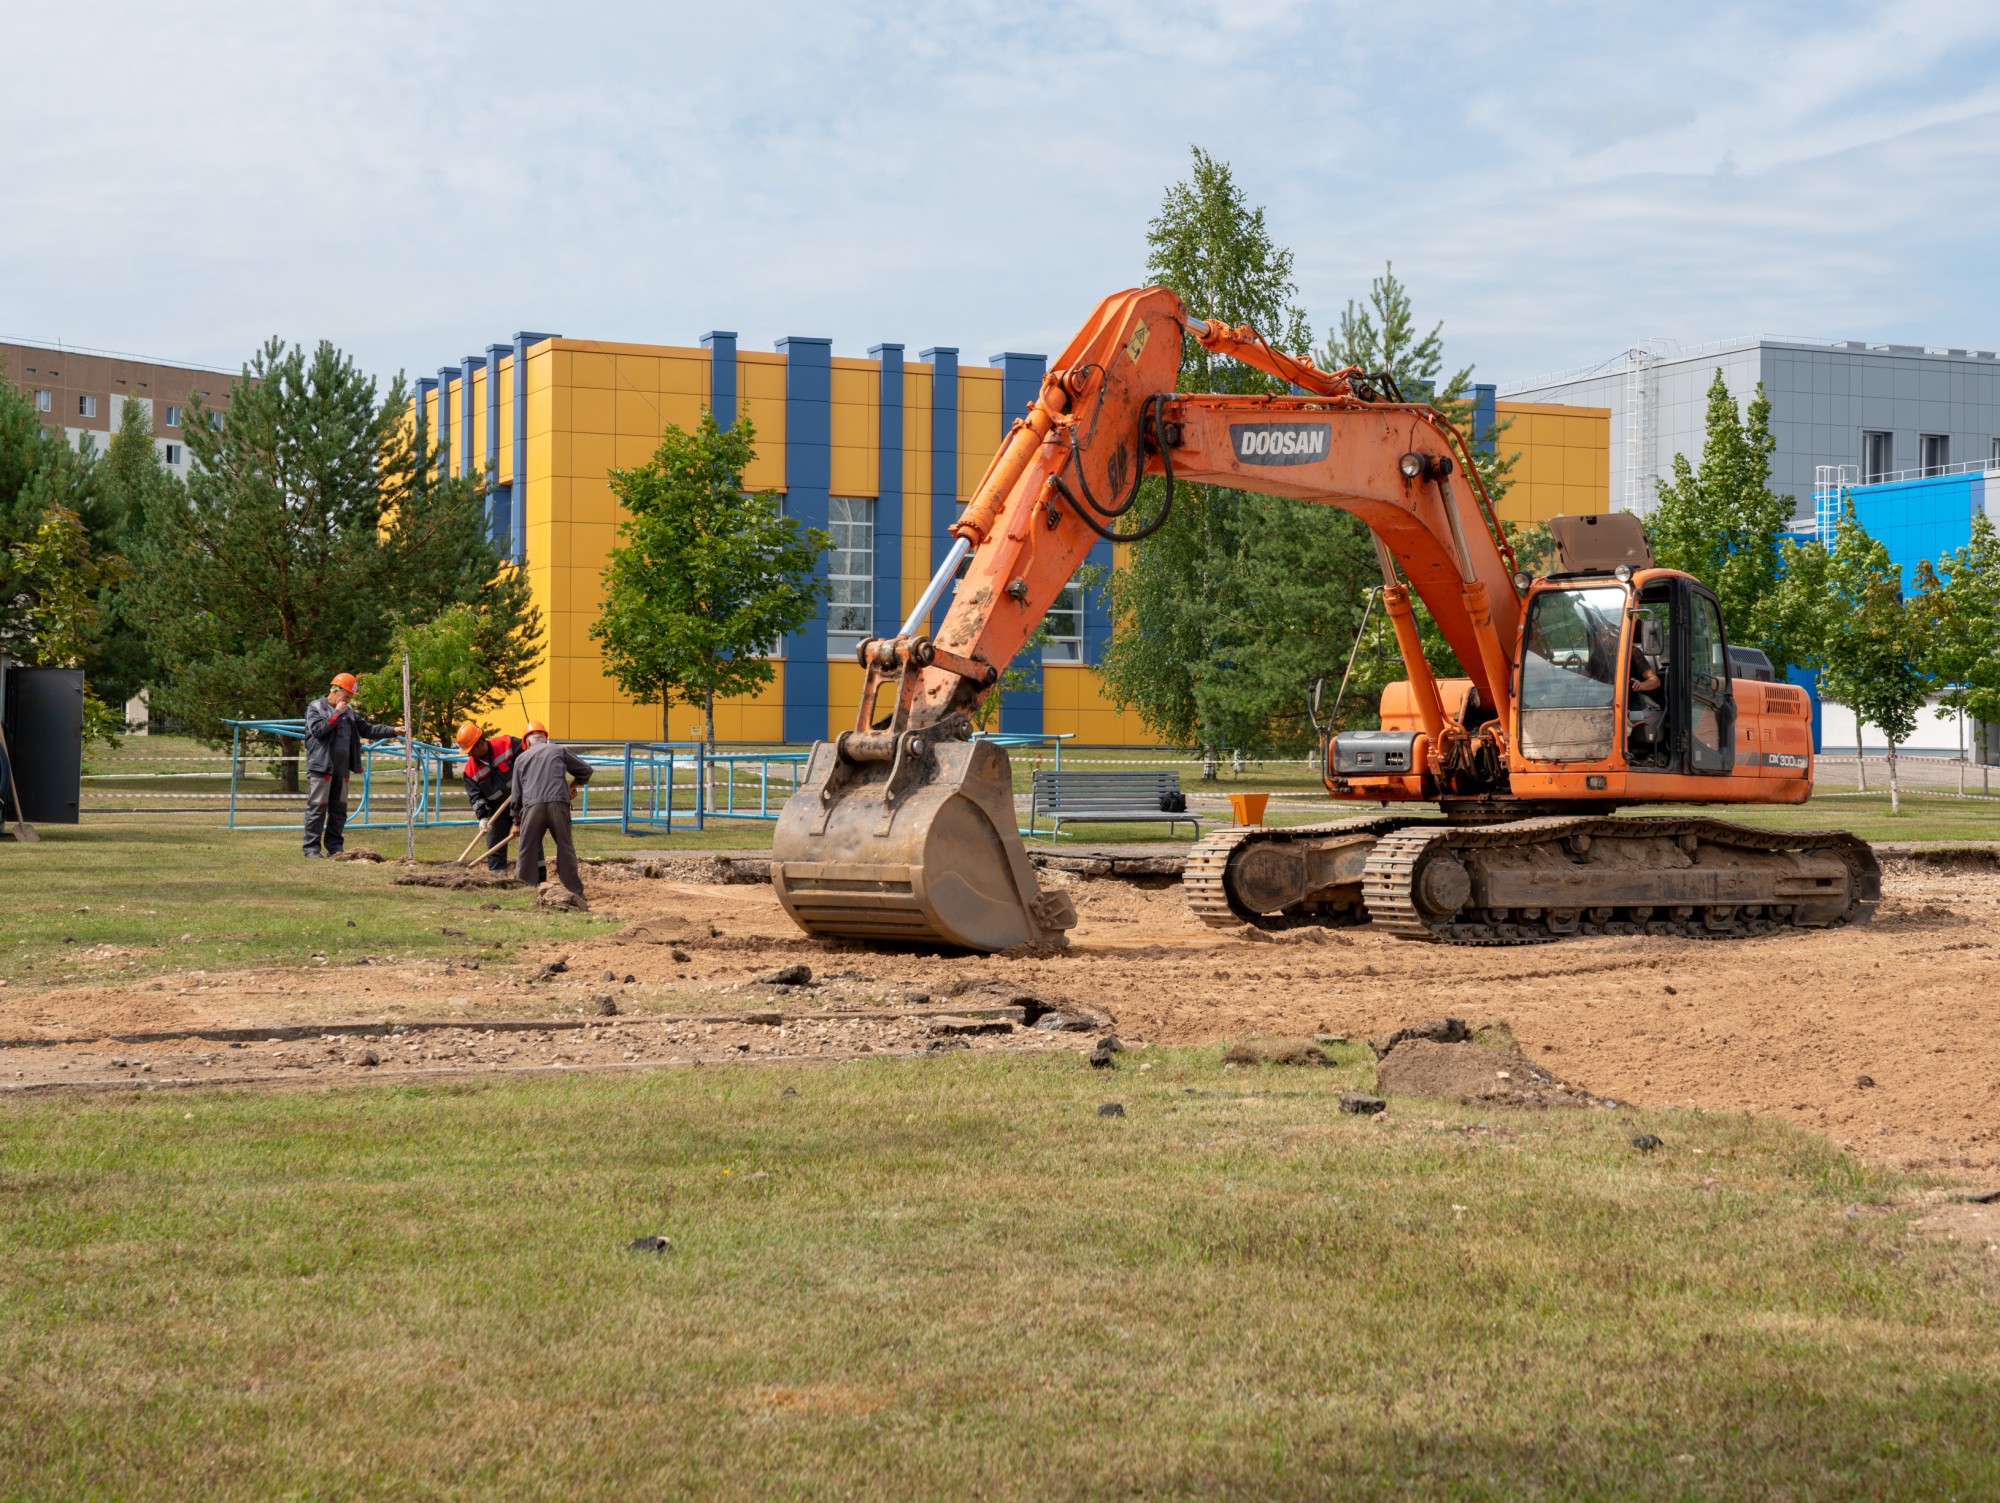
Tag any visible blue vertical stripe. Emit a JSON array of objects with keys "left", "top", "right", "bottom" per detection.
[
  {"left": 919, "top": 346, "right": 958, "bottom": 580},
  {"left": 414, "top": 377, "right": 437, "bottom": 481},
  {"left": 435, "top": 368, "right": 456, "bottom": 483},
  {"left": 459, "top": 355, "right": 483, "bottom": 482},
  {"left": 484, "top": 343, "right": 507, "bottom": 552},
  {"left": 701, "top": 331, "right": 738, "bottom": 429},
  {"left": 511, "top": 332, "right": 555, "bottom": 568},
  {"left": 869, "top": 343, "right": 905, "bottom": 642},
  {"left": 990, "top": 352, "right": 1047, "bottom": 735},
  {"left": 778, "top": 336, "right": 832, "bottom": 743},
  {"left": 1470, "top": 383, "right": 1497, "bottom": 457}
]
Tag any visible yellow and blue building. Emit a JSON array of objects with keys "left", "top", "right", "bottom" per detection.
[{"left": 416, "top": 332, "right": 1608, "bottom": 745}]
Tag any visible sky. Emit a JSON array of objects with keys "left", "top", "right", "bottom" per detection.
[{"left": 7, "top": 0, "right": 2000, "bottom": 392}]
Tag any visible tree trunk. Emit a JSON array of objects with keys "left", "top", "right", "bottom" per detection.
[
  {"left": 1959, "top": 709, "right": 1967, "bottom": 796},
  {"left": 1856, "top": 724, "right": 1867, "bottom": 791},
  {"left": 1887, "top": 742, "right": 1900, "bottom": 815},
  {"left": 279, "top": 745, "right": 299, "bottom": 795}
]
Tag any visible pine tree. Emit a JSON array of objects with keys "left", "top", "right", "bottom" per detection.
[
  {"left": 136, "top": 338, "right": 534, "bottom": 788},
  {"left": 590, "top": 412, "right": 825, "bottom": 749}
]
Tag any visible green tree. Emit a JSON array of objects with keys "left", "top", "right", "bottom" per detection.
[
  {"left": 1771, "top": 506, "right": 1929, "bottom": 811},
  {"left": 1649, "top": 370, "right": 1795, "bottom": 664},
  {"left": 89, "top": 398, "right": 180, "bottom": 712},
  {"left": 590, "top": 412, "right": 826, "bottom": 749},
  {"left": 7, "top": 503, "right": 129, "bottom": 746},
  {"left": 136, "top": 338, "right": 530, "bottom": 789},
  {"left": 356, "top": 603, "right": 528, "bottom": 749},
  {"left": 1913, "top": 514, "right": 2000, "bottom": 782},
  {"left": 0, "top": 378, "right": 100, "bottom": 661}
]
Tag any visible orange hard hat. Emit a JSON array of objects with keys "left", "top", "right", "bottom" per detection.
[
  {"left": 454, "top": 721, "right": 484, "bottom": 751},
  {"left": 329, "top": 672, "right": 357, "bottom": 693},
  {"left": 524, "top": 720, "right": 548, "bottom": 737}
]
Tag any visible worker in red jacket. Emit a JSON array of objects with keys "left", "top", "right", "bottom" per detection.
[{"left": 456, "top": 722, "right": 543, "bottom": 881}]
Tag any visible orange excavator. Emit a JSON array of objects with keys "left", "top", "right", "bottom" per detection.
[{"left": 771, "top": 286, "right": 1878, "bottom": 950}]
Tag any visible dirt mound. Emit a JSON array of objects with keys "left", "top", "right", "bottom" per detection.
[{"left": 1375, "top": 1036, "right": 1595, "bottom": 1108}]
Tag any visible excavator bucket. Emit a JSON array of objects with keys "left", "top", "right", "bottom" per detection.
[{"left": 772, "top": 737, "right": 1077, "bottom": 951}]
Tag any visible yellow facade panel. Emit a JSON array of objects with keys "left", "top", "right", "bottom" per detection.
[
  {"left": 571, "top": 389, "right": 615, "bottom": 436},
  {"left": 829, "top": 444, "right": 876, "bottom": 498},
  {"left": 614, "top": 434, "right": 656, "bottom": 470},
  {"left": 613, "top": 355, "right": 659, "bottom": 393},
  {"left": 615, "top": 389, "right": 661, "bottom": 435},
  {"left": 570, "top": 432, "right": 617, "bottom": 484},
  {"left": 656, "top": 393, "right": 704, "bottom": 436},
  {"left": 659, "top": 354, "right": 709, "bottom": 398},
  {"left": 569, "top": 350, "right": 616, "bottom": 390}
]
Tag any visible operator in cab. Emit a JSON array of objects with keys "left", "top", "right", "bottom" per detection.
[{"left": 455, "top": 722, "right": 543, "bottom": 884}]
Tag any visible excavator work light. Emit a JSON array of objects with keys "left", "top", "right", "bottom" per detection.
[
  {"left": 1513, "top": 571, "right": 1533, "bottom": 594},
  {"left": 1398, "top": 451, "right": 1454, "bottom": 482}
]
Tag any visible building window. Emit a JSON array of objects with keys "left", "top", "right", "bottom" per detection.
[
  {"left": 1043, "top": 578, "right": 1084, "bottom": 662},
  {"left": 827, "top": 496, "right": 875, "bottom": 659},
  {"left": 208, "top": 411, "right": 224, "bottom": 431},
  {"left": 1992, "top": 437, "right": 1999, "bottom": 470},
  {"left": 164, "top": 405, "right": 182, "bottom": 429},
  {"left": 77, "top": 394, "right": 97, "bottom": 418},
  {"left": 164, "top": 443, "right": 183, "bottom": 466},
  {"left": 1921, "top": 434, "right": 1949, "bottom": 476},
  {"left": 1862, "top": 430, "right": 1893, "bottom": 483},
  {"left": 34, "top": 389, "right": 51, "bottom": 412}
]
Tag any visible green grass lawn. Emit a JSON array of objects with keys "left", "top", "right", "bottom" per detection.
[{"left": 2, "top": 1052, "right": 1994, "bottom": 1501}]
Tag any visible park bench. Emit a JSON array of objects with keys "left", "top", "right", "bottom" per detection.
[{"left": 1028, "top": 769, "right": 1200, "bottom": 839}]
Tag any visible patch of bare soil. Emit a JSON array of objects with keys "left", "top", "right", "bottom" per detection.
[{"left": 4, "top": 854, "right": 1998, "bottom": 1175}]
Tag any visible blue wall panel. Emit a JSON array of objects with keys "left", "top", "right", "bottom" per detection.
[
  {"left": 435, "top": 367, "right": 456, "bottom": 484},
  {"left": 869, "top": 343, "right": 905, "bottom": 643},
  {"left": 990, "top": 353, "right": 1047, "bottom": 735},
  {"left": 484, "top": 342, "right": 508, "bottom": 552},
  {"left": 1850, "top": 471, "right": 1981, "bottom": 592},
  {"left": 414, "top": 377, "right": 437, "bottom": 476},
  {"left": 701, "top": 331, "right": 738, "bottom": 429},
  {"left": 920, "top": 347, "right": 958, "bottom": 583},
  {"left": 778, "top": 337, "right": 832, "bottom": 743}
]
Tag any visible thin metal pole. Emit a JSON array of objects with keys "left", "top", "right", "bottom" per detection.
[{"left": 401, "top": 652, "right": 415, "bottom": 861}]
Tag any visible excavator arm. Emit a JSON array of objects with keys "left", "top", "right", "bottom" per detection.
[{"left": 772, "top": 285, "right": 1525, "bottom": 951}]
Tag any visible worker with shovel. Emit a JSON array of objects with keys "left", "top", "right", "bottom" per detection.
[
  {"left": 510, "top": 721, "right": 592, "bottom": 906},
  {"left": 303, "top": 673, "right": 404, "bottom": 858},
  {"left": 456, "top": 721, "right": 543, "bottom": 883}
]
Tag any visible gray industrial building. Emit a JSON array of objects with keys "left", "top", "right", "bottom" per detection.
[{"left": 1502, "top": 337, "right": 2000, "bottom": 529}]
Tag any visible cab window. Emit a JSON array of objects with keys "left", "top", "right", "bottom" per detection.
[{"left": 1520, "top": 586, "right": 1626, "bottom": 710}]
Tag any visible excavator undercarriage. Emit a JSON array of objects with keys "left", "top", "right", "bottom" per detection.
[{"left": 1187, "top": 816, "right": 1879, "bottom": 944}]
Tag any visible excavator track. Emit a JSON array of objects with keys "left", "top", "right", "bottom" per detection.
[
  {"left": 1359, "top": 815, "right": 1880, "bottom": 946},
  {"left": 1185, "top": 815, "right": 1427, "bottom": 930}
]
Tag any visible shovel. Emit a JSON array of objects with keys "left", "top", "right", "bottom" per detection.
[
  {"left": 0, "top": 722, "right": 37, "bottom": 842},
  {"left": 453, "top": 793, "right": 513, "bottom": 866}
]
